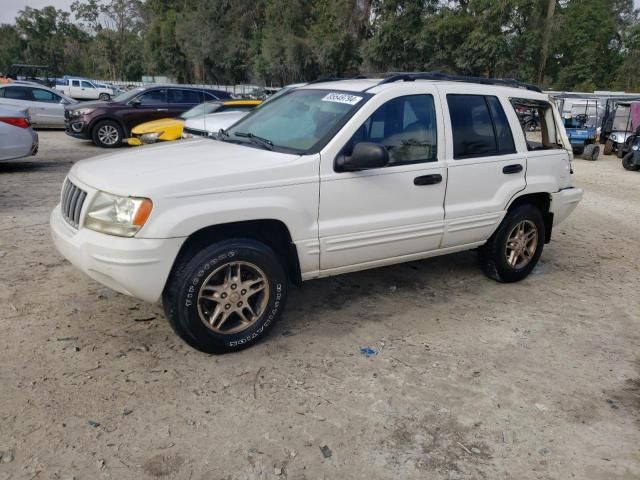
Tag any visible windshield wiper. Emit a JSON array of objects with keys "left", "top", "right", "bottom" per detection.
[
  {"left": 214, "top": 128, "right": 230, "bottom": 140},
  {"left": 233, "top": 131, "right": 274, "bottom": 150}
]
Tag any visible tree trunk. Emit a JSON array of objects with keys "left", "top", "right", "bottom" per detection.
[{"left": 537, "top": 0, "right": 556, "bottom": 84}]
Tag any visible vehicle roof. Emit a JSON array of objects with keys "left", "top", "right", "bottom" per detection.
[{"left": 300, "top": 77, "right": 548, "bottom": 100}]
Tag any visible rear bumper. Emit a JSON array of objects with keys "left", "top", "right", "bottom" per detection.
[
  {"left": 550, "top": 187, "right": 583, "bottom": 226},
  {"left": 50, "top": 205, "right": 185, "bottom": 303}
]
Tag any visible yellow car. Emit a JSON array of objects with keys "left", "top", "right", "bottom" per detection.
[{"left": 127, "top": 100, "right": 261, "bottom": 146}]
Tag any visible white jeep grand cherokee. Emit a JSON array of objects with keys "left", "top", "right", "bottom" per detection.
[{"left": 51, "top": 74, "right": 583, "bottom": 353}]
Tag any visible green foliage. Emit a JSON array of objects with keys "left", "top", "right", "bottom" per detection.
[{"left": 1, "top": 0, "right": 639, "bottom": 90}]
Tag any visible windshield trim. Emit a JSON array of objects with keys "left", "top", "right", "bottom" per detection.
[{"left": 226, "top": 88, "right": 373, "bottom": 155}]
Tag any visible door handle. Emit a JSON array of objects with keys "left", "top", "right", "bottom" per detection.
[
  {"left": 503, "top": 164, "right": 523, "bottom": 174},
  {"left": 414, "top": 174, "right": 442, "bottom": 186},
  {"left": 156, "top": 108, "right": 169, "bottom": 112}
]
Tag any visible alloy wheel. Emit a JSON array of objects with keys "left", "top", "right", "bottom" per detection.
[{"left": 505, "top": 220, "right": 538, "bottom": 269}]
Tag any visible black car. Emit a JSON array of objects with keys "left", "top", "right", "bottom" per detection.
[{"left": 64, "top": 85, "right": 232, "bottom": 148}]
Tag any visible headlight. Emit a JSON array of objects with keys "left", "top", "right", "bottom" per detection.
[
  {"left": 140, "top": 131, "right": 163, "bottom": 143},
  {"left": 85, "top": 191, "right": 153, "bottom": 237},
  {"left": 610, "top": 134, "right": 617, "bottom": 141},
  {"left": 633, "top": 145, "right": 639, "bottom": 151},
  {"left": 73, "top": 108, "right": 95, "bottom": 116}
]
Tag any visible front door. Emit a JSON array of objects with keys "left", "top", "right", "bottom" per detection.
[
  {"left": 319, "top": 91, "right": 447, "bottom": 272},
  {"left": 440, "top": 91, "right": 526, "bottom": 248},
  {"left": 122, "top": 88, "right": 169, "bottom": 131}
]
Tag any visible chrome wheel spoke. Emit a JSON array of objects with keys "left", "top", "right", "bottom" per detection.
[
  {"left": 209, "top": 304, "right": 225, "bottom": 327},
  {"left": 505, "top": 219, "right": 538, "bottom": 269}
]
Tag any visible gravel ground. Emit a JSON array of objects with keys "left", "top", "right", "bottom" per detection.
[{"left": 0, "top": 131, "right": 639, "bottom": 480}]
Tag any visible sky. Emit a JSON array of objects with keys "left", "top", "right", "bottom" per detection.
[{"left": 1, "top": 0, "right": 640, "bottom": 25}]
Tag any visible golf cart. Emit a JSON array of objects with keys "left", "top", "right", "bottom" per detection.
[
  {"left": 620, "top": 126, "right": 640, "bottom": 171},
  {"left": 5, "top": 64, "right": 56, "bottom": 88},
  {"left": 600, "top": 97, "right": 640, "bottom": 156},
  {"left": 557, "top": 96, "right": 604, "bottom": 160}
]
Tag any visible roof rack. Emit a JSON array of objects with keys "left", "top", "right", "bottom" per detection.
[
  {"left": 307, "top": 74, "right": 368, "bottom": 85},
  {"left": 367, "top": 72, "right": 542, "bottom": 93}
]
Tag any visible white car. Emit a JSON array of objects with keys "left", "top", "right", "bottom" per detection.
[
  {"left": 0, "top": 84, "right": 77, "bottom": 128},
  {"left": 51, "top": 74, "right": 583, "bottom": 354},
  {"left": 0, "top": 105, "right": 38, "bottom": 161},
  {"left": 55, "top": 78, "right": 114, "bottom": 101}
]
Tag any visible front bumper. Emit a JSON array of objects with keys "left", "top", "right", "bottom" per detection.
[
  {"left": 550, "top": 187, "right": 583, "bottom": 226},
  {"left": 50, "top": 205, "right": 185, "bottom": 303},
  {"left": 64, "top": 115, "right": 91, "bottom": 139}
]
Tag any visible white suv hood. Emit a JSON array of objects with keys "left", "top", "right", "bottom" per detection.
[{"left": 70, "top": 138, "right": 301, "bottom": 198}]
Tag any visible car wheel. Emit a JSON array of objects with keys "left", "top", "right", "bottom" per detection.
[
  {"left": 582, "top": 144, "right": 599, "bottom": 161},
  {"left": 622, "top": 153, "right": 640, "bottom": 171},
  {"left": 163, "top": 239, "right": 288, "bottom": 354},
  {"left": 616, "top": 145, "right": 625, "bottom": 158},
  {"left": 479, "top": 204, "right": 545, "bottom": 283},
  {"left": 92, "top": 120, "right": 123, "bottom": 148},
  {"left": 604, "top": 140, "right": 613, "bottom": 155},
  {"left": 99, "top": 93, "right": 110, "bottom": 101}
]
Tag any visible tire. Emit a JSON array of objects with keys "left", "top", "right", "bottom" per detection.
[
  {"left": 622, "top": 153, "right": 640, "bottom": 171},
  {"left": 604, "top": 140, "right": 613, "bottom": 155},
  {"left": 91, "top": 120, "right": 123, "bottom": 148},
  {"left": 582, "top": 144, "right": 599, "bottom": 161},
  {"left": 162, "top": 239, "right": 288, "bottom": 354},
  {"left": 616, "top": 146, "right": 625, "bottom": 158},
  {"left": 99, "top": 93, "right": 110, "bottom": 101},
  {"left": 479, "top": 204, "right": 545, "bottom": 283}
]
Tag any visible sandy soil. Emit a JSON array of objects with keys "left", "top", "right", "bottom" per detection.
[{"left": 1, "top": 131, "right": 639, "bottom": 480}]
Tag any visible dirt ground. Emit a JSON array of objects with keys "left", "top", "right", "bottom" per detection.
[{"left": 1, "top": 131, "right": 639, "bottom": 480}]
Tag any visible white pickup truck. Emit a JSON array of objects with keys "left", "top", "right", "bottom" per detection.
[
  {"left": 55, "top": 79, "right": 114, "bottom": 101},
  {"left": 51, "top": 74, "right": 583, "bottom": 354}
]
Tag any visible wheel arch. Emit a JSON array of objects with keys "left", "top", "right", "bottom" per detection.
[
  {"left": 506, "top": 192, "right": 553, "bottom": 243},
  {"left": 170, "top": 219, "right": 302, "bottom": 286}
]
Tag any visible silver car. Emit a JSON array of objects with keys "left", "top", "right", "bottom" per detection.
[
  {"left": 0, "top": 83, "right": 77, "bottom": 128},
  {"left": 0, "top": 105, "right": 38, "bottom": 161}
]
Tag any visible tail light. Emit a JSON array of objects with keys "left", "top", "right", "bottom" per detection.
[{"left": 0, "top": 117, "right": 31, "bottom": 129}]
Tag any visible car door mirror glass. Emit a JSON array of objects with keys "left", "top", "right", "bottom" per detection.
[
  {"left": 336, "top": 142, "right": 389, "bottom": 171},
  {"left": 131, "top": 99, "right": 141, "bottom": 107}
]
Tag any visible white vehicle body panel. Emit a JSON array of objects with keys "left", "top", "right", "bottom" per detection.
[
  {"left": 50, "top": 78, "right": 583, "bottom": 303},
  {"left": 0, "top": 105, "right": 38, "bottom": 161}
]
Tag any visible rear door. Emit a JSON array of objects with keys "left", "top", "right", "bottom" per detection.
[
  {"left": 440, "top": 88, "right": 526, "bottom": 248},
  {"left": 168, "top": 88, "right": 205, "bottom": 117}
]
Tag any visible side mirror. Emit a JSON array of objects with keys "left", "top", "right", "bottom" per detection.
[
  {"left": 336, "top": 142, "right": 389, "bottom": 172},
  {"left": 131, "top": 99, "right": 141, "bottom": 107}
]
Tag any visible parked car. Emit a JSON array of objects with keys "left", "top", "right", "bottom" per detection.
[
  {"left": 55, "top": 78, "right": 115, "bottom": 101},
  {"left": 64, "top": 85, "right": 233, "bottom": 148},
  {"left": 51, "top": 73, "right": 583, "bottom": 354},
  {"left": 0, "top": 105, "right": 38, "bottom": 161},
  {"left": 129, "top": 100, "right": 261, "bottom": 145},
  {"left": 0, "top": 84, "right": 77, "bottom": 128}
]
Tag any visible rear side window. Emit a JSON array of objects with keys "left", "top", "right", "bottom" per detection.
[
  {"left": 71, "top": 80, "right": 80, "bottom": 87},
  {"left": 32, "top": 88, "right": 59, "bottom": 102},
  {"left": 447, "top": 94, "right": 515, "bottom": 159},
  {"left": 169, "top": 89, "right": 204, "bottom": 104},
  {"left": 2, "top": 86, "right": 32, "bottom": 101}
]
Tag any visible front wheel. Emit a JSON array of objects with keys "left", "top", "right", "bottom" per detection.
[
  {"left": 622, "top": 153, "right": 640, "bottom": 171},
  {"left": 604, "top": 140, "right": 613, "bottom": 155},
  {"left": 582, "top": 144, "right": 599, "bottom": 161},
  {"left": 99, "top": 93, "right": 111, "bottom": 101},
  {"left": 92, "top": 120, "right": 123, "bottom": 148},
  {"left": 479, "top": 205, "right": 545, "bottom": 283},
  {"left": 163, "top": 239, "right": 288, "bottom": 354}
]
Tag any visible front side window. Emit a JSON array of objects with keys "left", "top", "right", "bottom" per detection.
[
  {"left": 136, "top": 89, "right": 167, "bottom": 105},
  {"left": 32, "top": 88, "right": 59, "bottom": 102},
  {"left": 343, "top": 94, "right": 438, "bottom": 165},
  {"left": 226, "top": 89, "right": 368, "bottom": 153}
]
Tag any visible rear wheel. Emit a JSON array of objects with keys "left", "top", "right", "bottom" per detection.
[
  {"left": 622, "top": 153, "right": 640, "bottom": 171},
  {"left": 479, "top": 204, "right": 545, "bottom": 283},
  {"left": 92, "top": 120, "right": 123, "bottom": 148},
  {"left": 604, "top": 140, "right": 613, "bottom": 155},
  {"left": 163, "top": 239, "right": 288, "bottom": 354},
  {"left": 99, "top": 93, "right": 111, "bottom": 101}
]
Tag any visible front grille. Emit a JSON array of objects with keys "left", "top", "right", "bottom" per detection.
[
  {"left": 61, "top": 179, "right": 87, "bottom": 229},
  {"left": 183, "top": 127, "right": 208, "bottom": 137}
]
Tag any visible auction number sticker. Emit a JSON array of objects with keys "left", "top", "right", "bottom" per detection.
[{"left": 322, "top": 93, "right": 362, "bottom": 105}]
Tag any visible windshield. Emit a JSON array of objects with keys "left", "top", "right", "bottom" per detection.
[
  {"left": 226, "top": 89, "right": 368, "bottom": 153},
  {"left": 180, "top": 101, "right": 223, "bottom": 120},
  {"left": 113, "top": 87, "right": 145, "bottom": 103}
]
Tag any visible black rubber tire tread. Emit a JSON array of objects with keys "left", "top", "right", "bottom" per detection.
[
  {"left": 91, "top": 119, "right": 122, "bottom": 148},
  {"left": 604, "top": 140, "right": 613, "bottom": 155},
  {"left": 479, "top": 204, "right": 545, "bottom": 283},
  {"left": 622, "top": 153, "right": 640, "bottom": 171},
  {"left": 162, "top": 238, "right": 288, "bottom": 354}
]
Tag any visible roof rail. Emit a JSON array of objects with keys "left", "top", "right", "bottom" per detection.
[
  {"left": 307, "top": 74, "right": 368, "bottom": 85},
  {"left": 369, "top": 72, "right": 542, "bottom": 93}
]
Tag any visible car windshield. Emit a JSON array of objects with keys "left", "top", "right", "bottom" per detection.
[
  {"left": 180, "top": 101, "right": 223, "bottom": 120},
  {"left": 612, "top": 105, "right": 633, "bottom": 132},
  {"left": 113, "top": 87, "right": 145, "bottom": 103},
  {"left": 225, "top": 89, "right": 367, "bottom": 153}
]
